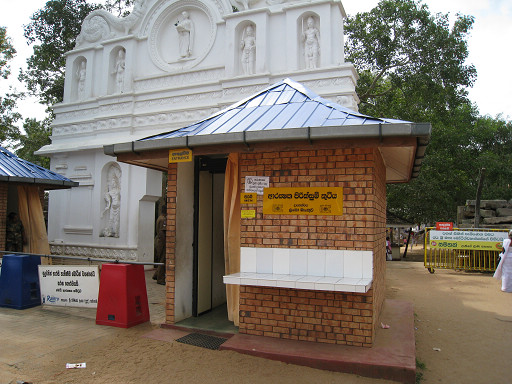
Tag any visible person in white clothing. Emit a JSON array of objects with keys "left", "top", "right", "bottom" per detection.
[{"left": 494, "top": 229, "right": 512, "bottom": 292}]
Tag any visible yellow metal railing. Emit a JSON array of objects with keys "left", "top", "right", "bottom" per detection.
[{"left": 424, "top": 227, "right": 502, "bottom": 273}]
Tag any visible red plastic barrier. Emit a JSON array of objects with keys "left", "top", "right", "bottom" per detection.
[{"left": 96, "top": 264, "right": 150, "bottom": 328}]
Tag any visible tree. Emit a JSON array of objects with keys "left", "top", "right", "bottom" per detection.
[
  {"left": 13, "top": 118, "right": 52, "bottom": 168},
  {"left": 19, "top": 0, "right": 102, "bottom": 106},
  {"left": 0, "top": 26, "right": 16, "bottom": 79},
  {"left": 0, "top": 27, "right": 21, "bottom": 145},
  {"left": 345, "top": 0, "right": 476, "bottom": 124},
  {"left": 104, "top": 0, "right": 135, "bottom": 16},
  {"left": 344, "top": 0, "right": 490, "bottom": 223}
]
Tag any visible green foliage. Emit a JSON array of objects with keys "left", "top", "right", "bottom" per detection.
[
  {"left": 416, "top": 357, "right": 426, "bottom": 383},
  {"left": 104, "top": 0, "right": 135, "bottom": 17},
  {"left": 19, "top": 0, "right": 101, "bottom": 105},
  {"left": 12, "top": 118, "right": 52, "bottom": 168},
  {"left": 0, "top": 27, "right": 16, "bottom": 79},
  {"left": 345, "top": 0, "right": 512, "bottom": 224},
  {"left": 0, "top": 27, "right": 21, "bottom": 146},
  {"left": 0, "top": 91, "right": 22, "bottom": 145},
  {"left": 345, "top": 0, "right": 476, "bottom": 123}
]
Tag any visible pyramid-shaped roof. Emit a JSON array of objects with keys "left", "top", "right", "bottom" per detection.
[
  {"left": 0, "top": 146, "right": 77, "bottom": 189},
  {"left": 106, "top": 78, "right": 430, "bottom": 182},
  {"left": 140, "top": 78, "right": 409, "bottom": 141}
]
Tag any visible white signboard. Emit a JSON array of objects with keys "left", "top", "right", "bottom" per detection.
[
  {"left": 245, "top": 176, "right": 269, "bottom": 195},
  {"left": 38, "top": 265, "right": 100, "bottom": 308}
]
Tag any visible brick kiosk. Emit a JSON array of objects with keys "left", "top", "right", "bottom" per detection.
[
  {"left": 227, "top": 147, "right": 386, "bottom": 347},
  {"left": 106, "top": 79, "right": 430, "bottom": 348}
]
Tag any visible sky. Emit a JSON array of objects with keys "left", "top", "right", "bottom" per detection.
[{"left": 0, "top": 0, "right": 511, "bottom": 124}]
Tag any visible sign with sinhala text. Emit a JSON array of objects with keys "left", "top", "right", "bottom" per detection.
[
  {"left": 241, "top": 193, "right": 257, "bottom": 204},
  {"left": 429, "top": 230, "right": 507, "bottom": 251},
  {"left": 245, "top": 176, "right": 269, "bottom": 195},
  {"left": 168, "top": 148, "right": 192, "bottom": 163},
  {"left": 263, "top": 187, "right": 343, "bottom": 215},
  {"left": 38, "top": 266, "right": 100, "bottom": 308}
]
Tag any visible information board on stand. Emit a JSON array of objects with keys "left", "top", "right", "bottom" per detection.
[{"left": 38, "top": 265, "right": 100, "bottom": 308}]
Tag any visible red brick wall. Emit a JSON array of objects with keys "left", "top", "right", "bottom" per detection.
[
  {"left": 239, "top": 286, "right": 374, "bottom": 346},
  {"left": 238, "top": 147, "right": 387, "bottom": 346},
  {"left": 0, "top": 182, "right": 7, "bottom": 250},
  {"left": 165, "top": 163, "right": 178, "bottom": 323}
]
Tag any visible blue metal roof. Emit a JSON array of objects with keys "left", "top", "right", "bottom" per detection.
[
  {"left": 141, "top": 78, "right": 410, "bottom": 142},
  {"left": 0, "top": 146, "right": 78, "bottom": 188}
]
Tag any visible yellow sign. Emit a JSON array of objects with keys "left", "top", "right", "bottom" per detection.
[
  {"left": 429, "top": 230, "right": 507, "bottom": 251},
  {"left": 168, "top": 148, "right": 192, "bottom": 163},
  {"left": 263, "top": 187, "right": 343, "bottom": 215},
  {"left": 241, "top": 193, "right": 257, "bottom": 204},
  {"left": 241, "top": 210, "right": 256, "bottom": 219}
]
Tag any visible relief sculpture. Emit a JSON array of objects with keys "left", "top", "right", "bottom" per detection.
[
  {"left": 240, "top": 25, "right": 256, "bottom": 75},
  {"left": 302, "top": 16, "right": 320, "bottom": 69},
  {"left": 175, "top": 11, "right": 194, "bottom": 59},
  {"left": 101, "top": 164, "right": 121, "bottom": 238}
]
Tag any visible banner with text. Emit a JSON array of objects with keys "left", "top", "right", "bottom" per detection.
[
  {"left": 263, "top": 187, "right": 343, "bottom": 215},
  {"left": 38, "top": 265, "right": 100, "bottom": 308},
  {"left": 429, "top": 230, "right": 508, "bottom": 251}
]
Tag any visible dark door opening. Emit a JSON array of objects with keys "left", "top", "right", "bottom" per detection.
[{"left": 192, "top": 156, "right": 228, "bottom": 317}]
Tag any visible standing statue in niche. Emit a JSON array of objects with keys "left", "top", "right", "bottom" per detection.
[
  {"left": 101, "top": 167, "right": 121, "bottom": 238},
  {"left": 112, "top": 49, "right": 126, "bottom": 93},
  {"left": 302, "top": 16, "right": 320, "bottom": 69},
  {"left": 77, "top": 61, "right": 87, "bottom": 100},
  {"left": 240, "top": 25, "right": 256, "bottom": 75},
  {"left": 175, "top": 11, "right": 194, "bottom": 59}
]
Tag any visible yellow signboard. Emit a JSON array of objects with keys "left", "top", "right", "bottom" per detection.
[
  {"left": 241, "top": 193, "right": 257, "bottom": 204},
  {"left": 168, "top": 149, "right": 192, "bottom": 163},
  {"left": 429, "top": 230, "right": 507, "bottom": 251},
  {"left": 241, "top": 210, "right": 256, "bottom": 219},
  {"left": 263, "top": 187, "right": 343, "bottom": 215}
]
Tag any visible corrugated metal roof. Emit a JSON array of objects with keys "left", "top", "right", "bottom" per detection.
[
  {"left": 141, "top": 78, "right": 410, "bottom": 142},
  {"left": 0, "top": 146, "right": 78, "bottom": 188}
]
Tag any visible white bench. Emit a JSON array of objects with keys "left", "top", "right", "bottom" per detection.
[{"left": 223, "top": 247, "right": 373, "bottom": 293}]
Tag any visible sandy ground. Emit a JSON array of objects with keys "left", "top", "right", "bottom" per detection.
[{"left": 1, "top": 249, "right": 511, "bottom": 384}]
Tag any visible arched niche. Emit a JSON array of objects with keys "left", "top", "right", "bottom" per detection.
[
  {"left": 71, "top": 56, "right": 88, "bottom": 101},
  {"left": 236, "top": 21, "right": 257, "bottom": 76},
  {"left": 108, "top": 46, "right": 127, "bottom": 95},
  {"left": 297, "top": 12, "right": 321, "bottom": 70}
]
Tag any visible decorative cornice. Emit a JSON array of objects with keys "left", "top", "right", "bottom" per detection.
[{"left": 50, "top": 244, "right": 138, "bottom": 260}]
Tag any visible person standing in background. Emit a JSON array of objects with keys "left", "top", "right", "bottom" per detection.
[{"left": 6, "top": 212, "right": 25, "bottom": 252}]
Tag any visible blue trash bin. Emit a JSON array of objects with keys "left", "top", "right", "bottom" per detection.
[{"left": 0, "top": 254, "right": 41, "bottom": 309}]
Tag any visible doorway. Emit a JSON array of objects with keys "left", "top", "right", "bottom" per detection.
[{"left": 193, "top": 156, "right": 228, "bottom": 318}]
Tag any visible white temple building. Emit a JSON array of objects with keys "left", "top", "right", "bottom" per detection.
[{"left": 37, "top": 0, "right": 359, "bottom": 262}]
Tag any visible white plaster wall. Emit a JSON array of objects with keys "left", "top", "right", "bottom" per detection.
[{"left": 41, "top": 0, "right": 358, "bottom": 262}]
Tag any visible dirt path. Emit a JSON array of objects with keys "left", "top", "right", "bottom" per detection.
[
  {"left": 387, "top": 261, "right": 512, "bottom": 383},
  {"left": 1, "top": 260, "right": 511, "bottom": 384}
]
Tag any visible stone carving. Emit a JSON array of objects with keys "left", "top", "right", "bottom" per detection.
[
  {"left": 175, "top": 11, "right": 194, "bottom": 59},
  {"left": 112, "top": 49, "right": 126, "bottom": 93},
  {"left": 101, "top": 164, "right": 121, "bottom": 238},
  {"left": 77, "top": 61, "right": 87, "bottom": 100},
  {"left": 230, "top": 0, "right": 258, "bottom": 11},
  {"left": 76, "top": 0, "right": 148, "bottom": 46},
  {"left": 50, "top": 244, "right": 137, "bottom": 260},
  {"left": 134, "top": 68, "right": 225, "bottom": 91},
  {"left": 302, "top": 16, "right": 320, "bottom": 69},
  {"left": 240, "top": 25, "right": 256, "bottom": 75}
]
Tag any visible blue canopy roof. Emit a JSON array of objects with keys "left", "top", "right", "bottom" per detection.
[
  {"left": 141, "top": 78, "right": 410, "bottom": 141},
  {"left": 0, "top": 146, "right": 78, "bottom": 189}
]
